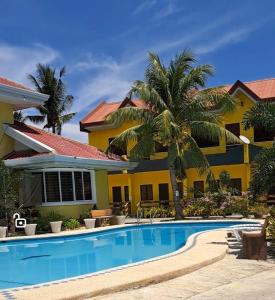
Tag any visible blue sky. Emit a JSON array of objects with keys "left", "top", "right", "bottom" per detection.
[{"left": 0, "top": 0, "right": 275, "bottom": 142}]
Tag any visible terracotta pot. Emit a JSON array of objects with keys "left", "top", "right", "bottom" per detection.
[
  {"left": 84, "top": 218, "right": 96, "bottom": 229},
  {"left": 24, "top": 224, "right": 37, "bottom": 236},
  {"left": 111, "top": 215, "right": 126, "bottom": 225},
  {"left": 50, "top": 221, "right": 63, "bottom": 233},
  {"left": 0, "top": 227, "right": 7, "bottom": 238}
]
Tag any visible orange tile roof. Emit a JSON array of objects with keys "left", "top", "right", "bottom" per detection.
[
  {"left": 6, "top": 122, "right": 121, "bottom": 161},
  {"left": 81, "top": 78, "right": 275, "bottom": 129},
  {"left": 80, "top": 99, "right": 145, "bottom": 126},
  {"left": 0, "top": 76, "right": 31, "bottom": 91},
  {"left": 224, "top": 78, "right": 275, "bottom": 100}
]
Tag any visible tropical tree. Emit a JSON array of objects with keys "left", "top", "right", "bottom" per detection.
[
  {"left": 243, "top": 102, "right": 275, "bottom": 197},
  {"left": 106, "top": 51, "right": 239, "bottom": 219},
  {"left": 13, "top": 111, "right": 27, "bottom": 123},
  {"left": 28, "top": 64, "right": 76, "bottom": 134}
]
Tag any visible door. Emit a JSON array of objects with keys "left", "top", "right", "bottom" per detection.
[{"left": 159, "top": 183, "right": 169, "bottom": 206}]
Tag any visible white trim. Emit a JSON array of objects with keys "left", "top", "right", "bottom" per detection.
[
  {"left": 4, "top": 154, "right": 137, "bottom": 171},
  {"left": 3, "top": 124, "right": 54, "bottom": 153},
  {"left": 0, "top": 82, "right": 49, "bottom": 110},
  {"left": 41, "top": 200, "right": 94, "bottom": 207},
  {"left": 230, "top": 87, "right": 258, "bottom": 103},
  {"left": 91, "top": 170, "right": 97, "bottom": 204}
]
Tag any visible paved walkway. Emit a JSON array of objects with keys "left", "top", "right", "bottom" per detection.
[{"left": 91, "top": 255, "right": 275, "bottom": 300}]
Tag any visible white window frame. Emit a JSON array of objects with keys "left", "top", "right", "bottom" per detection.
[{"left": 32, "top": 168, "right": 97, "bottom": 206}]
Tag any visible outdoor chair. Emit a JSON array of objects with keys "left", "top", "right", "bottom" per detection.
[{"left": 229, "top": 223, "right": 262, "bottom": 242}]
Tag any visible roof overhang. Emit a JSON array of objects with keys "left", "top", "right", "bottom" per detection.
[
  {"left": 3, "top": 124, "right": 54, "bottom": 153},
  {"left": 0, "top": 83, "right": 49, "bottom": 110},
  {"left": 228, "top": 80, "right": 260, "bottom": 103},
  {"left": 4, "top": 154, "right": 138, "bottom": 171}
]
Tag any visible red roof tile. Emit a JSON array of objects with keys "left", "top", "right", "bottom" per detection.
[
  {"left": 0, "top": 76, "right": 31, "bottom": 91},
  {"left": 6, "top": 122, "right": 121, "bottom": 161},
  {"left": 224, "top": 78, "right": 275, "bottom": 100},
  {"left": 80, "top": 99, "right": 145, "bottom": 126},
  {"left": 4, "top": 150, "right": 48, "bottom": 160}
]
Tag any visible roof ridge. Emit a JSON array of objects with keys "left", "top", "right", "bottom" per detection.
[{"left": 243, "top": 77, "right": 275, "bottom": 84}]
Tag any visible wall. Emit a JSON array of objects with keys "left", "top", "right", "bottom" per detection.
[
  {"left": 95, "top": 170, "right": 109, "bottom": 209},
  {"left": 0, "top": 102, "right": 14, "bottom": 158},
  {"left": 39, "top": 204, "right": 92, "bottom": 218}
]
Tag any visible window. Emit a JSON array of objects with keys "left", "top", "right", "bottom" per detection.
[
  {"left": 45, "top": 172, "right": 60, "bottom": 202},
  {"left": 35, "top": 170, "right": 94, "bottom": 204},
  {"left": 112, "top": 186, "right": 122, "bottom": 202},
  {"left": 155, "top": 142, "right": 168, "bottom": 153},
  {"left": 254, "top": 127, "right": 275, "bottom": 142},
  {"left": 159, "top": 183, "right": 169, "bottom": 203},
  {"left": 230, "top": 178, "right": 242, "bottom": 195},
  {"left": 225, "top": 123, "right": 240, "bottom": 145},
  {"left": 192, "top": 130, "right": 219, "bottom": 148},
  {"left": 61, "top": 172, "right": 74, "bottom": 201},
  {"left": 140, "top": 184, "right": 153, "bottom": 201},
  {"left": 108, "top": 137, "right": 127, "bottom": 156},
  {"left": 193, "top": 181, "right": 204, "bottom": 198}
]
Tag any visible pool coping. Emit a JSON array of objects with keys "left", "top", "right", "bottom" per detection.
[{"left": 0, "top": 220, "right": 261, "bottom": 300}]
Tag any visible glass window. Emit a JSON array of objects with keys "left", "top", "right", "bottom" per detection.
[
  {"left": 225, "top": 123, "right": 240, "bottom": 145},
  {"left": 83, "top": 172, "right": 92, "bottom": 200},
  {"left": 108, "top": 137, "right": 127, "bottom": 156},
  {"left": 112, "top": 186, "right": 122, "bottom": 202},
  {"left": 254, "top": 127, "right": 275, "bottom": 142},
  {"left": 124, "top": 186, "right": 129, "bottom": 202},
  {"left": 61, "top": 172, "right": 74, "bottom": 201},
  {"left": 45, "top": 172, "right": 60, "bottom": 202},
  {"left": 140, "top": 184, "right": 153, "bottom": 201},
  {"left": 74, "top": 171, "right": 84, "bottom": 200},
  {"left": 230, "top": 179, "right": 242, "bottom": 195}
]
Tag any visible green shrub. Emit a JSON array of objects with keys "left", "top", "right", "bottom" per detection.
[
  {"left": 184, "top": 197, "right": 215, "bottom": 217},
  {"left": 249, "top": 202, "right": 270, "bottom": 218},
  {"left": 63, "top": 218, "right": 80, "bottom": 230},
  {"left": 221, "top": 196, "right": 250, "bottom": 217}
]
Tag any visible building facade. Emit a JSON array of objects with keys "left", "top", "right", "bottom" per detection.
[{"left": 80, "top": 79, "right": 275, "bottom": 213}]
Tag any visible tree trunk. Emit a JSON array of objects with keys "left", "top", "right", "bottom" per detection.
[
  {"left": 52, "top": 126, "right": 56, "bottom": 134},
  {"left": 169, "top": 166, "right": 183, "bottom": 220}
]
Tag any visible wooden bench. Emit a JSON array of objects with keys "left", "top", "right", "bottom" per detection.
[{"left": 90, "top": 209, "right": 114, "bottom": 227}]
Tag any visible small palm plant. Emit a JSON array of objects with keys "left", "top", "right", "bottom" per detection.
[
  {"left": 107, "top": 51, "right": 239, "bottom": 219},
  {"left": 28, "top": 64, "right": 76, "bottom": 135}
]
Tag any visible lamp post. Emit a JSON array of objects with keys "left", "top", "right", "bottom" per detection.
[{"left": 239, "top": 135, "right": 251, "bottom": 191}]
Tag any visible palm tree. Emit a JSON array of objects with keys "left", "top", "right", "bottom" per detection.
[
  {"left": 13, "top": 111, "right": 27, "bottom": 123},
  {"left": 106, "top": 51, "right": 239, "bottom": 219},
  {"left": 243, "top": 102, "right": 275, "bottom": 197},
  {"left": 28, "top": 64, "right": 76, "bottom": 135}
]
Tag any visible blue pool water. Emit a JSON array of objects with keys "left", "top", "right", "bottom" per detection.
[{"left": 0, "top": 221, "right": 256, "bottom": 289}]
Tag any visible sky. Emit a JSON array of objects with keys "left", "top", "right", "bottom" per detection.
[{"left": 0, "top": 0, "right": 275, "bottom": 142}]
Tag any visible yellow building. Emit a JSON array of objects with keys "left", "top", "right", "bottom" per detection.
[{"left": 80, "top": 78, "right": 275, "bottom": 214}]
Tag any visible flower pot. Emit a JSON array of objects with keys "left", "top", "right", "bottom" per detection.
[
  {"left": 0, "top": 227, "right": 7, "bottom": 238},
  {"left": 24, "top": 224, "right": 37, "bottom": 236},
  {"left": 84, "top": 218, "right": 96, "bottom": 229},
  {"left": 50, "top": 221, "right": 63, "bottom": 233},
  {"left": 111, "top": 215, "right": 126, "bottom": 225}
]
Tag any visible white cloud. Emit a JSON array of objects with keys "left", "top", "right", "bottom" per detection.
[
  {"left": 73, "top": 53, "right": 120, "bottom": 72},
  {"left": 132, "top": 0, "right": 157, "bottom": 15},
  {"left": 194, "top": 27, "right": 255, "bottom": 55},
  {"left": 154, "top": 1, "right": 178, "bottom": 20},
  {"left": 61, "top": 123, "right": 88, "bottom": 143},
  {"left": 0, "top": 43, "right": 58, "bottom": 85}
]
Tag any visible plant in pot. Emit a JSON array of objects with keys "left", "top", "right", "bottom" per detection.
[
  {"left": 23, "top": 208, "right": 40, "bottom": 236},
  {"left": 81, "top": 210, "right": 96, "bottom": 229},
  {"left": 0, "top": 219, "right": 7, "bottom": 238},
  {"left": 111, "top": 204, "right": 127, "bottom": 225},
  {"left": 47, "top": 211, "right": 64, "bottom": 233}
]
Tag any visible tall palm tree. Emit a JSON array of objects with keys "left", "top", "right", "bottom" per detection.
[
  {"left": 106, "top": 51, "right": 239, "bottom": 219},
  {"left": 13, "top": 111, "right": 27, "bottom": 123},
  {"left": 28, "top": 64, "right": 76, "bottom": 135}
]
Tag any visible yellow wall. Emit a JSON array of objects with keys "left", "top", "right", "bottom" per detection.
[
  {"left": 39, "top": 204, "right": 92, "bottom": 218},
  {"left": 95, "top": 170, "right": 110, "bottom": 209},
  {"left": 0, "top": 102, "right": 14, "bottom": 158}
]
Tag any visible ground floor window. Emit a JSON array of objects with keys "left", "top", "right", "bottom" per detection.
[
  {"left": 140, "top": 184, "right": 153, "bottom": 201},
  {"left": 159, "top": 183, "right": 169, "bottom": 204},
  {"left": 230, "top": 178, "right": 242, "bottom": 195},
  {"left": 112, "top": 186, "right": 122, "bottom": 202},
  {"left": 33, "top": 169, "right": 95, "bottom": 204}
]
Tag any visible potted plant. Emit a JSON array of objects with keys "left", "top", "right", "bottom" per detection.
[
  {"left": 0, "top": 226, "right": 7, "bottom": 238},
  {"left": 111, "top": 206, "right": 127, "bottom": 225},
  {"left": 81, "top": 210, "right": 96, "bottom": 229},
  {"left": 47, "top": 211, "right": 64, "bottom": 233},
  {"left": 24, "top": 224, "right": 37, "bottom": 236}
]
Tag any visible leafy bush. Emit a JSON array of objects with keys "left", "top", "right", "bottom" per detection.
[
  {"left": 221, "top": 196, "right": 250, "bottom": 217},
  {"left": 249, "top": 202, "right": 270, "bottom": 218},
  {"left": 184, "top": 197, "right": 215, "bottom": 217},
  {"left": 36, "top": 211, "right": 65, "bottom": 232},
  {"left": 63, "top": 218, "right": 80, "bottom": 230}
]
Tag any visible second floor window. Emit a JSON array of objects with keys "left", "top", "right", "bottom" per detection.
[
  {"left": 225, "top": 123, "right": 240, "bottom": 145},
  {"left": 140, "top": 184, "right": 153, "bottom": 201},
  {"left": 108, "top": 137, "right": 127, "bottom": 156},
  {"left": 254, "top": 127, "right": 275, "bottom": 142}
]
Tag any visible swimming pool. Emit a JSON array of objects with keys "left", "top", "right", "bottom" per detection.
[{"left": 0, "top": 221, "right": 257, "bottom": 290}]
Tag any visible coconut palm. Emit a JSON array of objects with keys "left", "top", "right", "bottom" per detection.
[
  {"left": 106, "top": 51, "right": 239, "bottom": 219},
  {"left": 27, "top": 64, "right": 76, "bottom": 135},
  {"left": 13, "top": 111, "right": 27, "bottom": 123}
]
